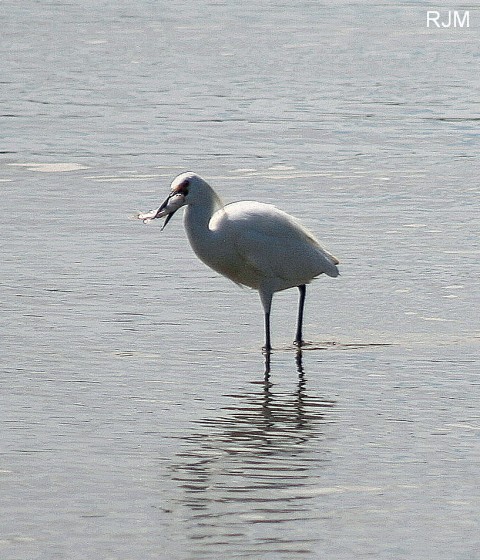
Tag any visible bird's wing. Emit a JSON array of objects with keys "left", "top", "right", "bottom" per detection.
[{"left": 216, "top": 201, "right": 339, "bottom": 281}]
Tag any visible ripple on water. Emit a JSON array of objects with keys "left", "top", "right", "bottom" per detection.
[{"left": 165, "top": 367, "right": 338, "bottom": 556}]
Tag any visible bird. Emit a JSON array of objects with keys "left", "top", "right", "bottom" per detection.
[{"left": 138, "top": 172, "right": 339, "bottom": 352}]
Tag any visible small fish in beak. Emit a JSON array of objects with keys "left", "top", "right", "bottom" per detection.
[{"left": 137, "top": 193, "right": 186, "bottom": 229}]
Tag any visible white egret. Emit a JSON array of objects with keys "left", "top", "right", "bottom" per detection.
[{"left": 138, "top": 172, "right": 339, "bottom": 352}]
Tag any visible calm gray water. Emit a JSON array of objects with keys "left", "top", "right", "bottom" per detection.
[{"left": 2, "top": 1, "right": 479, "bottom": 559}]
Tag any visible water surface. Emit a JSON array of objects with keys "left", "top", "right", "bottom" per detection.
[{"left": 1, "top": 2, "right": 479, "bottom": 559}]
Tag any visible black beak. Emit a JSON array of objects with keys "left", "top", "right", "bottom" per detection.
[
  {"left": 154, "top": 192, "right": 178, "bottom": 230},
  {"left": 161, "top": 210, "right": 176, "bottom": 230},
  {"left": 154, "top": 193, "right": 171, "bottom": 217}
]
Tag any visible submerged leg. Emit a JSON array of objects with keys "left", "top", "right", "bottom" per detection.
[
  {"left": 259, "top": 289, "right": 273, "bottom": 353},
  {"left": 294, "top": 284, "right": 306, "bottom": 347}
]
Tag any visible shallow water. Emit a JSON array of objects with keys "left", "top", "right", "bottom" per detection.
[{"left": 2, "top": 2, "right": 479, "bottom": 559}]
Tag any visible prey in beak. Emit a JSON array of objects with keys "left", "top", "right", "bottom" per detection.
[{"left": 137, "top": 192, "right": 186, "bottom": 229}]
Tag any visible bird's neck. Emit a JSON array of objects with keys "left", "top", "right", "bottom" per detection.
[{"left": 183, "top": 194, "right": 223, "bottom": 261}]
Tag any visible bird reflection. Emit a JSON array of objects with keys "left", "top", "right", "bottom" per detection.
[
  {"left": 264, "top": 344, "right": 306, "bottom": 375},
  {"left": 260, "top": 349, "right": 310, "bottom": 434},
  {"left": 168, "top": 352, "right": 336, "bottom": 521}
]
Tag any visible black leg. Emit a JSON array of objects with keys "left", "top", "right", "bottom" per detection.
[
  {"left": 260, "top": 289, "right": 273, "bottom": 353},
  {"left": 263, "top": 310, "right": 271, "bottom": 353},
  {"left": 294, "top": 284, "right": 306, "bottom": 346}
]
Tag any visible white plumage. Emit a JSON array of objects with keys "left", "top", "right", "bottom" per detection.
[{"left": 138, "top": 172, "right": 339, "bottom": 351}]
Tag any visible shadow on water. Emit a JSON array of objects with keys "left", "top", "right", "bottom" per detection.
[{"left": 166, "top": 351, "right": 336, "bottom": 557}]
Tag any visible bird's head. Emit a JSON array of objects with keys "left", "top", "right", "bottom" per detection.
[{"left": 138, "top": 172, "right": 207, "bottom": 229}]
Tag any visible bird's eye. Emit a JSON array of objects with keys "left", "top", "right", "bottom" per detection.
[{"left": 179, "top": 179, "right": 189, "bottom": 194}]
